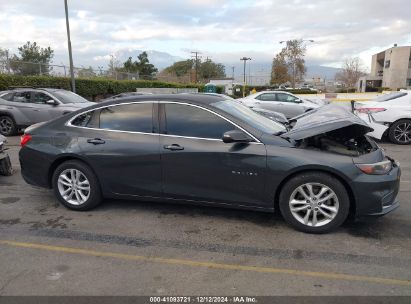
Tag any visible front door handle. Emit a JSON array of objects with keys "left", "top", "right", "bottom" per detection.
[
  {"left": 87, "top": 138, "right": 105, "bottom": 145},
  {"left": 163, "top": 144, "right": 184, "bottom": 151}
]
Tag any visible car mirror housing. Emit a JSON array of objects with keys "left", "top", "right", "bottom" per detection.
[
  {"left": 222, "top": 130, "right": 252, "bottom": 143},
  {"left": 46, "top": 99, "right": 58, "bottom": 105}
]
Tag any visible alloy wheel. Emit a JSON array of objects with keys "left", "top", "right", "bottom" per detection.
[
  {"left": 393, "top": 122, "right": 411, "bottom": 144},
  {"left": 57, "top": 169, "right": 90, "bottom": 205},
  {"left": 289, "top": 183, "right": 339, "bottom": 227},
  {"left": 0, "top": 117, "right": 13, "bottom": 135}
]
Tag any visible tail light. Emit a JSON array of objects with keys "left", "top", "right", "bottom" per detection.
[
  {"left": 20, "top": 134, "right": 32, "bottom": 147},
  {"left": 356, "top": 107, "right": 386, "bottom": 114}
]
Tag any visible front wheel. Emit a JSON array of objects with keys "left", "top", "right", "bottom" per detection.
[
  {"left": 52, "top": 160, "right": 102, "bottom": 211},
  {"left": 279, "top": 172, "right": 350, "bottom": 233},
  {"left": 388, "top": 119, "right": 411, "bottom": 145}
]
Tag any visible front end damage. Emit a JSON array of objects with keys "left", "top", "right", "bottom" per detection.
[{"left": 279, "top": 104, "right": 400, "bottom": 216}]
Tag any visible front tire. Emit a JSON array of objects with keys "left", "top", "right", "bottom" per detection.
[
  {"left": 52, "top": 160, "right": 102, "bottom": 211},
  {"left": 279, "top": 172, "right": 350, "bottom": 233},
  {"left": 388, "top": 119, "right": 411, "bottom": 145}
]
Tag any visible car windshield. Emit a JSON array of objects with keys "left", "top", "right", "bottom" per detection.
[
  {"left": 53, "top": 90, "right": 89, "bottom": 104},
  {"left": 212, "top": 100, "right": 286, "bottom": 134},
  {"left": 374, "top": 92, "right": 407, "bottom": 102}
]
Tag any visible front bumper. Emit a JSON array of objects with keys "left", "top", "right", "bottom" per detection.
[{"left": 351, "top": 161, "right": 401, "bottom": 217}]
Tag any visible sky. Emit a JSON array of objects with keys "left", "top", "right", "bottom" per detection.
[{"left": 0, "top": 0, "right": 410, "bottom": 72}]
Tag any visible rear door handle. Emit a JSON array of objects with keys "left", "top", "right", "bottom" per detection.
[
  {"left": 87, "top": 138, "right": 105, "bottom": 145},
  {"left": 163, "top": 144, "right": 184, "bottom": 151}
]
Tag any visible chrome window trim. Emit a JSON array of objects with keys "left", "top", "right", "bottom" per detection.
[{"left": 66, "top": 100, "right": 262, "bottom": 144}]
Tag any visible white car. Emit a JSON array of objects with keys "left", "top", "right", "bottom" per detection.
[
  {"left": 355, "top": 90, "right": 411, "bottom": 144},
  {"left": 238, "top": 91, "right": 325, "bottom": 118}
]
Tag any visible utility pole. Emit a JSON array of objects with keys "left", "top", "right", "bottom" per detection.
[
  {"left": 240, "top": 57, "right": 251, "bottom": 97},
  {"left": 191, "top": 51, "right": 201, "bottom": 83},
  {"left": 64, "top": 0, "right": 76, "bottom": 93}
]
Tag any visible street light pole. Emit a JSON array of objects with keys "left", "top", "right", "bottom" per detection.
[
  {"left": 64, "top": 0, "right": 76, "bottom": 93},
  {"left": 240, "top": 57, "right": 251, "bottom": 97}
]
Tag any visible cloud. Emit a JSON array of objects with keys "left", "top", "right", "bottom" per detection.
[{"left": 0, "top": 0, "right": 410, "bottom": 70}]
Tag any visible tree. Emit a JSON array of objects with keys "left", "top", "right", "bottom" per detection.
[
  {"left": 108, "top": 54, "right": 121, "bottom": 79},
  {"left": 9, "top": 41, "right": 54, "bottom": 75},
  {"left": 199, "top": 59, "right": 226, "bottom": 81},
  {"left": 0, "top": 48, "right": 10, "bottom": 73},
  {"left": 335, "top": 57, "right": 367, "bottom": 89},
  {"left": 78, "top": 66, "right": 96, "bottom": 78},
  {"left": 164, "top": 60, "right": 194, "bottom": 77},
  {"left": 120, "top": 51, "right": 158, "bottom": 80},
  {"left": 270, "top": 39, "right": 307, "bottom": 88},
  {"left": 270, "top": 52, "right": 290, "bottom": 85}
]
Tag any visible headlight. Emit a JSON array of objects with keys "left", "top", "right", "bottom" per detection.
[{"left": 356, "top": 159, "right": 392, "bottom": 175}]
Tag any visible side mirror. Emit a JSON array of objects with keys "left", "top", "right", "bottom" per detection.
[
  {"left": 46, "top": 99, "right": 57, "bottom": 105},
  {"left": 295, "top": 99, "right": 303, "bottom": 103},
  {"left": 222, "top": 130, "right": 252, "bottom": 143}
]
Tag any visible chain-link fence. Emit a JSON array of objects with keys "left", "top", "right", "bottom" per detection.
[{"left": 0, "top": 59, "right": 143, "bottom": 80}]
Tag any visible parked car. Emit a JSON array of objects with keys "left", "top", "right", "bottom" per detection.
[
  {"left": 0, "top": 134, "right": 12, "bottom": 176},
  {"left": 19, "top": 95, "right": 400, "bottom": 233},
  {"left": 0, "top": 88, "right": 94, "bottom": 136},
  {"left": 109, "top": 92, "right": 152, "bottom": 99},
  {"left": 355, "top": 90, "right": 411, "bottom": 144},
  {"left": 238, "top": 90, "right": 325, "bottom": 118}
]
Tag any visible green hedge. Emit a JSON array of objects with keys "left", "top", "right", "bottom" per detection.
[{"left": 0, "top": 74, "right": 206, "bottom": 100}]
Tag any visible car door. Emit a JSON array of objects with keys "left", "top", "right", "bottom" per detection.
[
  {"left": 30, "top": 92, "right": 63, "bottom": 122},
  {"left": 72, "top": 101, "right": 162, "bottom": 197},
  {"left": 275, "top": 93, "right": 305, "bottom": 118},
  {"left": 8, "top": 91, "right": 38, "bottom": 125},
  {"left": 253, "top": 93, "right": 285, "bottom": 113},
  {"left": 159, "top": 101, "right": 268, "bottom": 208}
]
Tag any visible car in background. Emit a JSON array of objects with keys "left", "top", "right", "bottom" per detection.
[
  {"left": 355, "top": 90, "right": 411, "bottom": 144},
  {"left": 19, "top": 95, "right": 400, "bottom": 233},
  {"left": 238, "top": 90, "right": 324, "bottom": 118},
  {"left": 0, "top": 88, "right": 94, "bottom": 136},
  {"left": 109, "top": 92, "right": 152, "bottom": 99},
  {"left": 0, "top": 134, "right": 12, "bottom": 175}
]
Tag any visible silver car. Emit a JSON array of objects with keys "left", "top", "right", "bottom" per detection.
[
  {"left": 0, "top": 88, "right": 94, "bottom": 136},
  {"left": 238, "top": 90, "right": 324, "bottom": 118}
]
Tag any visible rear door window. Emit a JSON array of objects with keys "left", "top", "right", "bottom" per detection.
[
  {"left": 12, "top": 92, "right": 31, "bottom": 103},
  {"left": 99, "top": 103, "right": 153, "bottom": 133}
]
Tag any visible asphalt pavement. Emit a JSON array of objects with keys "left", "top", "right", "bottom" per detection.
[{"left": 0, "top": 135, "right": 410, "bottom": 296}]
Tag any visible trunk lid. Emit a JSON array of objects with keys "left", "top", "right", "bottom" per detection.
[{"left": 280, "top": 104, "right": 373, "bottom": 140}]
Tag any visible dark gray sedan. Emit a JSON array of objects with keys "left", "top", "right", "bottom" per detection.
[{"left": 19, "top": 94, "right": 400, "bottom": 233}]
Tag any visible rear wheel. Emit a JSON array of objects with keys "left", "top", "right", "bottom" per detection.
[
  {"left": 0, "top": 116, "right": 17, "bottom": 136},
  {"left": 388, "top": 119, "right": 411, "bottom": 145},
  {"left": 279, "top": 172, "right": 350, "bottom": 233},
  {"left": 52, "top": 160, "right": 102, "bottom": 211}
]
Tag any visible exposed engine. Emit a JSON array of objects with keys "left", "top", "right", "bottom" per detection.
[{"left": 298, "top": 129, "right": 375, "bottom": 156}]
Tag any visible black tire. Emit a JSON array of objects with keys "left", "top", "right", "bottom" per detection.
[
  {"left": 0, "top": 155, "right": 13, "bottom": 176},
  {"left": 279, "top": 172, "right": 350, "bottom": 234},
  {"left": 52, "top": 160, "right": 102, "bottom": 211},
  {"left": 388, "top": 119, "right": 411, "bottom": 145},
  {"left": 0, "top": 115, "right": 17, "bottom": 136}
]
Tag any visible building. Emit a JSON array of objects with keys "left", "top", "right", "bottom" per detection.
[
  {"left": 358, "top": 45, "right": 411, "bottom": 92},
  {"left": 208, "top": 78, "right": 235, "bottom": 95}
]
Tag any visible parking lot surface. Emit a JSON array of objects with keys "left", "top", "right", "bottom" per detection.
[{"left": 0, "top": 135, "right": 410, "bottom": 295}]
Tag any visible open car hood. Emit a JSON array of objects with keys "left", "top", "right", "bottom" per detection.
[{"left": 280, "top": 104, "right": 373, "bottom": 140}]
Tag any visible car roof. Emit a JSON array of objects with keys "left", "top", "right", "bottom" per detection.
[
  {"left": 100, "top": 93, "right": 228, "bottom": 106},
  {"left": 5, "top": 88, "right": 66, "bottom": 93}
]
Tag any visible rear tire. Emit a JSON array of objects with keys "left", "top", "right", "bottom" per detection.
[
  {"left": 388, "top": 119, "right": 411, "bottom": 145},
  {"left": 0, "top": 116, "right": 17, "bottom": 136},
  {"left": 279, "top": 172, "right": 350, "bottom": 234},
  {"left": 52, "top": 160, "right": 102, "bottom": 211}
]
